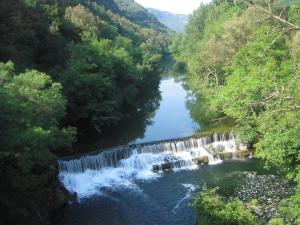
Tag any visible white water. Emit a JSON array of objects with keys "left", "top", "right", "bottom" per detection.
[
  {"left": 171, "top": 184, "right": 199, "bottom": 214},
  {"left": 58, "top": 133, "right": 246, "bottom": 198}
]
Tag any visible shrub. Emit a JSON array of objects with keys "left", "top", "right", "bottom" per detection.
[{"left": 191, "top": 186, "right": 258, "bottom": 225}]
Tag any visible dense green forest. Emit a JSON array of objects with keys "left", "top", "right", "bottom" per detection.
[
  {"left": 0, "top": 0, "right": 170, "bottom": 224},
  {"left": 1, "top": 0, "right": 300, "bottom": 224},
  {"left": 171, "top": 0, "right": 300, "bottom": 224}
]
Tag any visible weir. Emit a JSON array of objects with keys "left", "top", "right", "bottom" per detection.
[{"left": 58, "top": 133, "right": 247, "bottom": 174}]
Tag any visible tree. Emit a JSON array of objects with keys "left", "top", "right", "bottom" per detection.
[
  {"left": 173, "top": 1, "right": 300, "bottom": 223},
  {"left": 62, "top": 37, "right": 145, "bottom": 134},
  {"left": 64, "top": 4, "right": 102, "bottom": 38},
  {"left": 0, "top": 62, "right": 75, "bottom": 225},
  {"left": 191, "top": 186, "right": 258, "bottom": 225},
  {"left": 240, "top": 0, "right": 300, "bottom": 31}
]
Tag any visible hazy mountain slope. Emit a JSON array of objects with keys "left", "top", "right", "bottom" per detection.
[
  {"left": 147, "top": 8, "right": 188, "bottom": 33},
  {"left": 95, "top": 0, "right": 169, "bottom": 32}
]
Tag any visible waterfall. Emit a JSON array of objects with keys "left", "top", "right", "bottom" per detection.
[
  {"left": 58, "top": 133, "right": 248, "bottom": 198},
  {"left": 58, "top": 133, "right": 244, "bottom": 173}
]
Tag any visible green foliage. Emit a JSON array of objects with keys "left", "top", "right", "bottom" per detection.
[
  {"left": 173, "top": 0, "right": 300, "bottom": 223},
  {"left": 62, "top": 38, "right": 137, "bottom": 132},
  {"left": 64, "top": 4, "right": 101, "bottom": 38},
  {"left": 276, "top": 178, "right": 300, "bottom": 225},
  {"left": 0, "top": 62, "right": 75, "bottom": 225},
  {"left": 1, "top": 0, "right": 169, "bottom": 135},
  {"left": 0, "top": 62, "right": 75, "bottom": 151},
  {"left": 0, "top": 0, "right": 169, "bottom": 224},
  {"left": 60, "top": 34, "right": 164, "bottom": 134},
  {"left": 216, "top": 26, "right": 289, "bottom": 119},
  {"left": 139, "top": 42, "right": 163, "bottom": 71},
  {"left": 255, "top": 114, "right": 300, "bottom": 176},
  {"left": 170, "top": 1, "right": 255, "bottom": 113},
  {"left": 191, "top": 186, "right": 258, "bottom": 225},
  {"left": 214, "top": 25, "right": 300, "bottom": 176},
  {"left": 113, "top": 0, "right": 169, "bottom": 32},
  {"left": 288, "top": 2, "right": 300, "bottom": 25},
  {"left": 268, "top": 218, "right": 285, "bottom": 225},
  {"left": 173, "top": 0, "right": 300, "bottom": 174}
]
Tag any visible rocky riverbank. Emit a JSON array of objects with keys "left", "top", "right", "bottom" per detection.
[{"left": 237, "top": 172, "right": 295, "bottom": 223}]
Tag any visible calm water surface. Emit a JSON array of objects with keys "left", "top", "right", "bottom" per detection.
[
  {"left": 73, "top": 77, "right": 199, "bottom": 153},
  {"left": 135, "top": 77, "right": 199, "bottom": 143}
]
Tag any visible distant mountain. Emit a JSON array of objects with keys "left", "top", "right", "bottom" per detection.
[
  {"left": 147, "top": 8, "right": 189, "bottom": 33},
  {"left": 96, "top": 0, "right": 169, "bottom": 33}
]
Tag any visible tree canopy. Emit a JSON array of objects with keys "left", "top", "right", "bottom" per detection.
[
  {"left": 172, "top": 0, "right": 300, "bottom": 224},
  {"left": 0, "top": 0, "right": 169, "bottom": 224}
]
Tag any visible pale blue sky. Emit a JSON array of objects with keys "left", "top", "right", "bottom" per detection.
[{"left": 135, "top": 0, "right": 211, "bottom": 14}]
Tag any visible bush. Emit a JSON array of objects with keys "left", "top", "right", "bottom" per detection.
[
  {"left": 191, "top": 186, "right": 258, "bottom": 225},
  {"left": 268, "top": 218, "right": 285, "bottom": 225}
]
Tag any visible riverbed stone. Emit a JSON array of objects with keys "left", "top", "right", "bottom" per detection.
[
  {"left": 195, "top": 156, "right": 209, "bottom": 165},
  {"left": 215, "top": 144, "right": 225, "bottom": 153},
  {"left": 217, "top": 152, "right": 233, "bottom": 160},
  {"left": 235, "top": 150, "right": 251, "bottom": 159},
  {"left": 152, "top": 162, "right": 172, "bottom": 171}
]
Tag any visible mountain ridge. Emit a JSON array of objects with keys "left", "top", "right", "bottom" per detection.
[
  {"left": 95, "top": 0, "right": 169, "bottom": 33},
  {"left": 147, "top": 8, "right": 189, "bottom": 33}
]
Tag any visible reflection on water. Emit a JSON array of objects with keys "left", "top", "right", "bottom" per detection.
[
  {"left": 70, "top": 75, "right": 161, "bottom": 155},
  {"left": 71, "top": 77, "right": 199, "bottom": 154},
  {"left": 135, "top": 77, "right": 199, "bottom": 143}
]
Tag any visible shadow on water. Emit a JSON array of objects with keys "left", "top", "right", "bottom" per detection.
[
  {"left": 135, "top": 77, "right": 199, "bottom": 143},
  {"left": 63, "top": 55, "right": 224, "bottom": 157},
  {"left": 68, "top": 75, "right": 200, "bottom": 156},
  {"left": 68, "top": 76, "right": 162, "bottom": 156}
]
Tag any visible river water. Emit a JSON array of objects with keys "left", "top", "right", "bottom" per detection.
[
  {"left": 72, "top": 77, "right": 199, "bottom": 153},
  {"left": 58, "top": 160, "right": 272, "bottom": 225},
  {"left": 135, "top": 77, "right": 199, "bottom": 143},
  {"left": 57, "top": 78, "right": 292, "bottom": 225}
]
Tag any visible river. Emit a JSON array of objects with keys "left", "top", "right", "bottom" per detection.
[
  {"left": 72, "top": 77, "right": 199, "bottom": 153},
  {"left": 135, "top": 77, "right": 199, "bottom": 143},
  {"left": 57, "top": 78, "right": 293, "bottom": 225}
]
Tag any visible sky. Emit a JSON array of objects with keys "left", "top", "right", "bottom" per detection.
[{"left": 135, "top": 0, "right": 211, "bottom": 14}]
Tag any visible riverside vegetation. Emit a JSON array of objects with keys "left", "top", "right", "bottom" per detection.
[
  {"left": 171, "top": 0, "right": 300, "bottom": 224},
  {"left": 1, "top": 0, "right": 299, "bottom": 225},
  {"left": 0, "top": 0, "right": 169, "bottom": 224}
]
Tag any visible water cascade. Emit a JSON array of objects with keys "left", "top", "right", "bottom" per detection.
[{"left": 58, "top": 133, "right": 248, "bottom": 198}]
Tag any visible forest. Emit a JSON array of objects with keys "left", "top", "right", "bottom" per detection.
[
  {"left": 1, "top": 0, "right": 300, "bottom": 224},
  {"left": 0, "top": 0, "right": 169, "bottom": 224},
  {"left": 171, "top": 0, "right": 300, "bottom": 224}
]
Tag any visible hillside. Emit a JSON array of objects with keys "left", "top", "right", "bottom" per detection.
[
  {"left": 95, "top": 0, "right": 169, "bottom": 32},
  {"left": 172, "top": 1, "right": 300, "bottom": 224},
  {"left": 0, "top": 0, "right": 170, "bottom": 225},
  {"left": 147, "top": 8, "right": 188, "bottom": 33}
]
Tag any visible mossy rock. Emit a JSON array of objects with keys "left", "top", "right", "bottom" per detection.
[
  {"left": 218, "top": 152, "right": 233, "bottom": 160},
  {"left": 196, "top": 156, "right": 209, "bottom": 165},
  {"left": 235, "top": 150, "right": 250, "bottom": 159}
]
